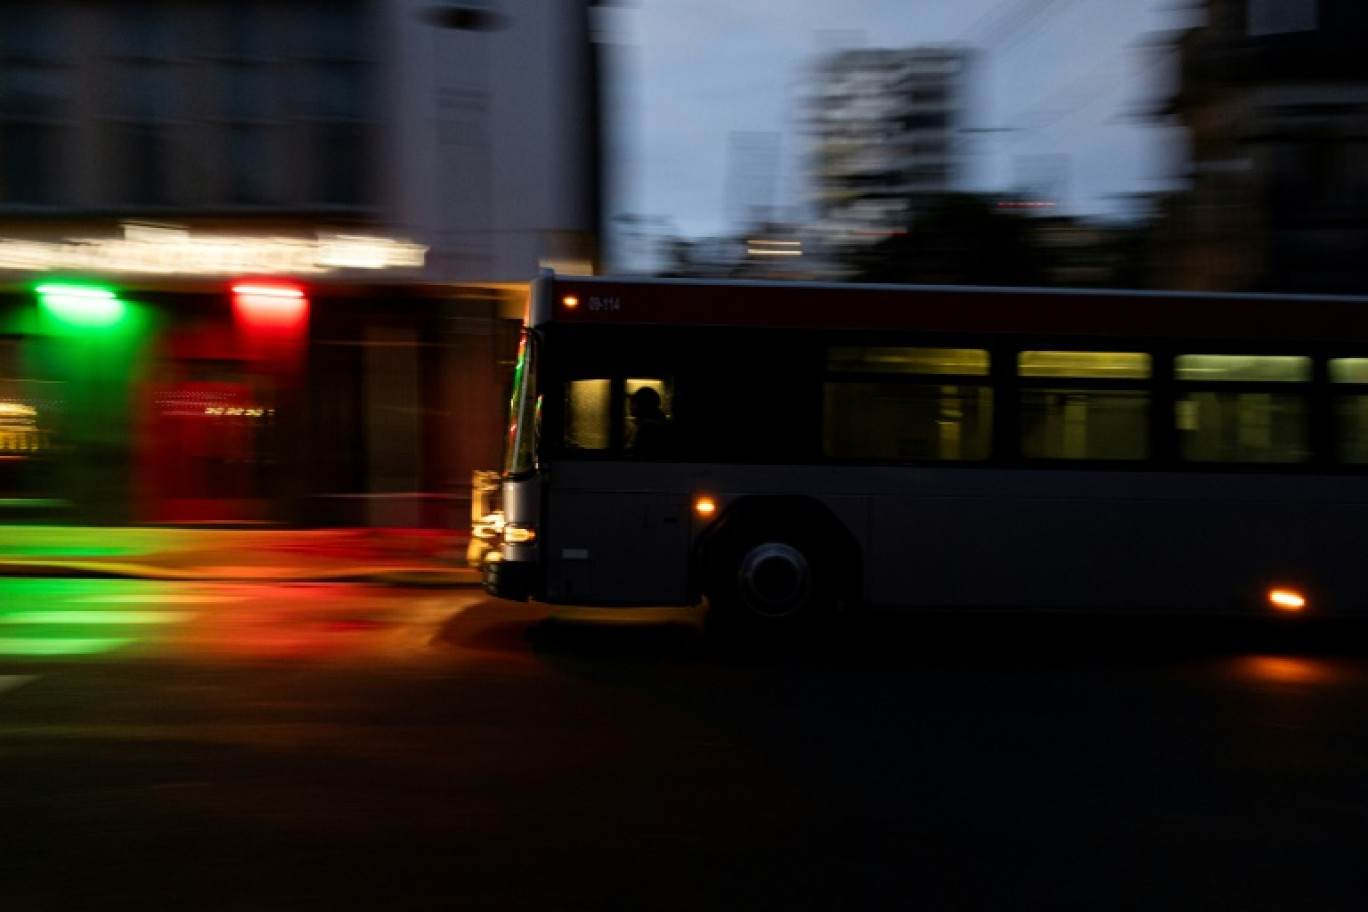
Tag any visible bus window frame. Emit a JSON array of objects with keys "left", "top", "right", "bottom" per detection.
[
  {"left": 1328, "top": 354, "right": 1368, "bottom": 465},
  {"left": 1010, "top": 346, "right": 1156, "bottom": 465},
  {"left": 821, "top": 373, "right": 996, "bottom": 465},
  {"left": 553, "top": 373, "right": 679, "bottom": 458},
  {"left": 1171, "top": 350, "right": 1316, "bottom": 467}
]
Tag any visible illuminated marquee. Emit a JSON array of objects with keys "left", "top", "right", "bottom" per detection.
[
  {"left": 0, "top": 402, "right": 45, "bottom": 456},
  {"left": 0, "top": 224, "right": 427, "bottom": 278}
]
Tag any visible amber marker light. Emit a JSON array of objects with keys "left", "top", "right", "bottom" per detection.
[
  {"left": 693, "top": 496, "right": 716, "bottom": 517},
  {"left": 562, "top": 295, "right": 579, "bottom": 309},
  {"left": 503, "top": 524, "right": 537, "bottom": 545},
  {"left": 1267, "top": 588, "right": 1307, "bottom": 612}
]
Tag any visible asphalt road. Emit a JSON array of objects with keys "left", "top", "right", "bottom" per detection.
[{"left": 1, "top": 578, "right": 1366, "bottom": 910}]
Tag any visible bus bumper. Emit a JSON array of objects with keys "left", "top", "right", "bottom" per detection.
[{"left": 483, "top": 557, "right": 535, "bottom": 601}]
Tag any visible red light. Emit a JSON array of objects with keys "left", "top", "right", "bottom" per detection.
[
  {"left": 232, "top": 282, "right": 308, "bottom": 331},
  {"left": 232, "top": 281, "right": 309, "bottom": 362},
  {"left": 232, "top": 283, "right": 305, "bottom": 298}
]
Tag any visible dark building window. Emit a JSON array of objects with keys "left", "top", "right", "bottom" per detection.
[
  {"left": 0, "top": 4, "right": 65, "bottom": 206},
  {"left": 314, "top": 122, "right": 369, "bottom": 207},
  {"left": 116, "top": 3, "right": 181, "bottom": 206},
  {"left": 216, "top": 3, "right": 277, "bottom": 206},
  {"left": 225, "top": 123, "right": 270, "bottom": 205},
  {"left": 901, "top": 111, "right": 949, "bottom": 131},
  {"left": 293, "top": 0, "right": 375, "bottom": 207},
  {"left": 1248, "top": 0, "right": 1318, "bottom": 35},
  {"left": 118, "top": 122, "right": 170, "bottom": 205},
  {"left": 0, "top": 122, "right": 61, "bottom": 205},
  {"left": 223, "top": 1, "right": 269, "bottom": 59}
]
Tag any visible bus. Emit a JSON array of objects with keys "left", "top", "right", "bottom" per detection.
[{"left": 483, "top": 271, "right": 1368, "bottom": 634}]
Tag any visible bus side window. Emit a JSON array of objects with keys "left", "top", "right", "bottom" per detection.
[
  {"left": 1017, "top": 351, "right": 1151, "bottom": 461},
  {"left": 564, "top": 379, "right": 611, "bottom": 450},
  {"left": 1331, "top": 358, "right": 1368, "bottom": 463},
  {"left": 1175, "top": 355, "right": 1310, "bottom": 463},
  {"left": 823, "top": 346, "right": 991, "bottom": 461}
]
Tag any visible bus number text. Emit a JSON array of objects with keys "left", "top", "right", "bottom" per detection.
[{"left": 588, "top": 296, "right": 622, "bottom": 312}]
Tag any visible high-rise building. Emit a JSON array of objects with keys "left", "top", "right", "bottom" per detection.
[
  {"left": 1155, "top": 0, "right": 1368, "bottom": 292},
  {"left": 807, "top": 46, "right": 971, "bottom": 249},
  {"left": 0, "top": 0, "right": 606, "bottom": 527}
]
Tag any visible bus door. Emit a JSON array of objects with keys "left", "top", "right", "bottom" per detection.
[{"left": 549, "top": 373, "right": 690, "bottom": 605}]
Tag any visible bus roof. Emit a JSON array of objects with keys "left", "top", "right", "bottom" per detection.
[{"left": 531, "top": 272, "right": 1368, "bottom": 343}]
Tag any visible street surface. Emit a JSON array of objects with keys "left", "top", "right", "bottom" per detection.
[{"left": 0, "top": 578, "right": 1367, "bottom": 910}]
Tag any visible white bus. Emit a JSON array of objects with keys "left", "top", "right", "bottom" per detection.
[{"left": 483, "top": 271, "right": 1368, "bottom": 635}]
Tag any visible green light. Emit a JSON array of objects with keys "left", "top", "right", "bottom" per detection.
[
  {"left": 0, "top": 637, "right": 134, "bottom": 656},
  {"left": 36, "top": 284, "right": 115, "bottom": 299},
  {"left": 0, "top": 610, "right": 191, "bottom": 625},
  {"left": 36, "top": 283, "right": 127, "bottom": 328},
  {"left": 2, "top": 547, "right": 139, "bottom": 558}
]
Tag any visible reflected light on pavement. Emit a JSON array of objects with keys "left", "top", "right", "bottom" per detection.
[
  {"left": 0, "top": 610, "right": 194, "bottom": 625},
  {"left": 548, "top": 605, "right": 706, "bottom": 628},
  {"left": 1240, "top": 655, "right": 1337, "bottom": 686}
]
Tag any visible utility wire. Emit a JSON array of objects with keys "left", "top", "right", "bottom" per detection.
[
  {"left": 962, "top": 0, "right": 1082, "bottom": 53},
  {"left": 1008, "top": 42, "right": 1176, "bottom": 133}
]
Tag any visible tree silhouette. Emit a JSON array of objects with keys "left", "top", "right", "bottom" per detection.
[{"left": 847, "top": 193, "right": 1058, "bottom": 287}]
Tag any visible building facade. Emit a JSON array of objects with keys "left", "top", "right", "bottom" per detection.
[
  {"left": 1155, "top": 0, "right": 1368, "bottom": 292},
  {"left": 806, "top": 46, "right": 972, "bottom": 265},
  {"left": 0, "top": 0, "right": 604, "bottom": 527}
]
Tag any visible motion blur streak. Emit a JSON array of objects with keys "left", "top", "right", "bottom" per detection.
[
  {"left": 0, "top": 638, "right": 134, "bottom": 656},
  {"left": 0, "top": 610, "right": 193, "bottom": 625}
]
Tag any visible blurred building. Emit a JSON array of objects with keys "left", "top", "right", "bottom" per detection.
[
  {"left": 0, "top": 0, "right": 605, "bottom": 527},
  {"left": 1156, "top": 0, "right": 1368, "bottom": 292},
  {"left": 806, "top": 46, "right": 972, "bottom": 268},
  {"left": 658, "top": 221, "right": 826, "bottom": 281}
]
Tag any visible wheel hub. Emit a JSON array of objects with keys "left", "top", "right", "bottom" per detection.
[{"left": 737, "top": 542, "right": 813, "bottom": 617}]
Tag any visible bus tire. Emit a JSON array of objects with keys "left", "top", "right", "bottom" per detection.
[{"left": 705, "top": 529, "right": 835, "bottom": 641}]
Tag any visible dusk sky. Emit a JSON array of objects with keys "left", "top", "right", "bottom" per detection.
[{"left": 607, "top": 0, "right": 1200, "bottom": 240}]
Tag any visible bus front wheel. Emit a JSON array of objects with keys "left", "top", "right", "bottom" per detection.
[{"left": 706, "top": 532, "right": 835, "bottom": 639}]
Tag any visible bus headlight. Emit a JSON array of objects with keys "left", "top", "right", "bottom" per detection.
[{"left": 503, "top": 524, "right": 538, "bottom": 545}]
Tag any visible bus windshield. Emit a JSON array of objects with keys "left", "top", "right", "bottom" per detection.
[{"left": 501, "top": 330, "right": 539, "bottom": 476}]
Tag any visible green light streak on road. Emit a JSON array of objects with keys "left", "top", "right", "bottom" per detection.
[
  {"left": 0, "top": 611, "right": 192, "bottom": 625},
  {"left": 1, "top": 547, "right": 139, "bottom": 558},
  {"left": 0, "top": 637, "right": 135, "bottom": 656},
  {"left": 0, "top": 579, "right": 133, "bottom": 598}
]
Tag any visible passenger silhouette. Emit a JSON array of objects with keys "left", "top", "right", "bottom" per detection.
[{"left": 628, "top": 387, "right": 673, "bottom": 456}]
